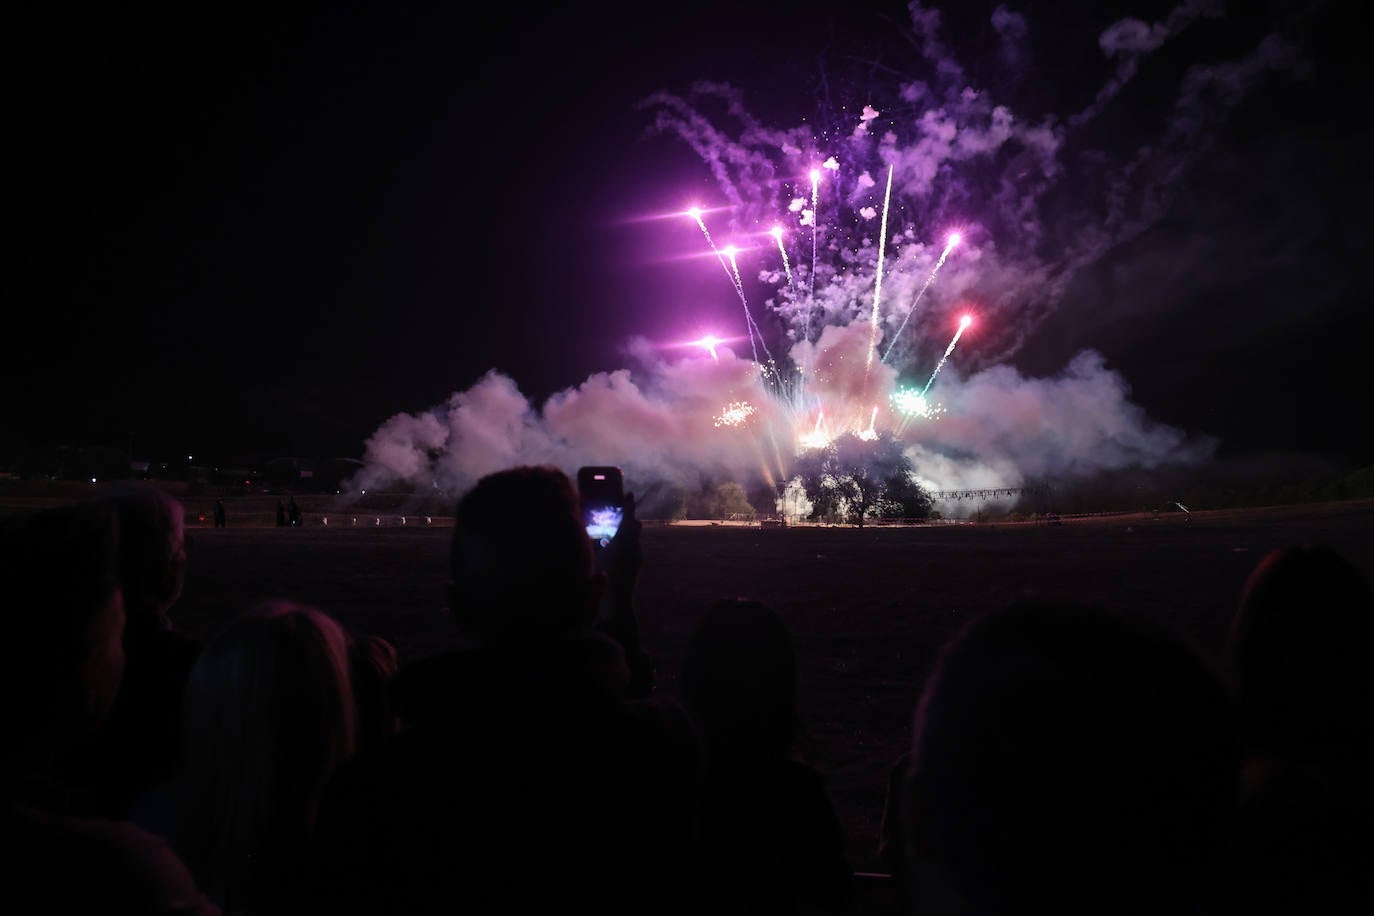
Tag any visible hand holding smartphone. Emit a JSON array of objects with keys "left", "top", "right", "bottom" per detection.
[{"left": 577, "top": 466, "right": 624, "bottom": 549}]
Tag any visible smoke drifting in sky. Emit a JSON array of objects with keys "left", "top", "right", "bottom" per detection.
[{"left": 354, "top": 2, "right": 1297, "bottom": 506}]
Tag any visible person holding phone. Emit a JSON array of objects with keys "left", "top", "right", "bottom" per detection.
[
  {"left": 310, "top": 466, "right": 696, "bottom": 916},
  {"left": 577, "top": 466, "right": 651, "bottom": 698}
]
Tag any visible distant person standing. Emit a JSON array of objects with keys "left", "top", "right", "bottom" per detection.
[
  {"left": 276, "top": 500, "right": 287, "bottom": 528},
  {"left": 212, "top": 500, "right": 226, "bottom": 529},
  {"left": 288, "top": 497, "right": 301, "bottom": 528}
]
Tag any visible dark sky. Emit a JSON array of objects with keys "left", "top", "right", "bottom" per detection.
[{"left": 7, "top": 1, "right": 1371, "bottom": 469}]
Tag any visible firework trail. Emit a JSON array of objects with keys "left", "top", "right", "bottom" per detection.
[
  {"left": 865, "top": 164, "right": 896, "bottom": 371},
  {"left": 805, "top": 167, "right": 821, "bottom": 344},
  {"left": 922, "top": 314, "right": 973, "bottom": 394},
  {"left": 809, "top": 169, "right": 820, "bottom": 289},
  {"left": 881, "top": 232, "right": 960, "bottom": 365},
  {"left": 770, "top": 225, "right": 793, "bottom": 288},
  {"left": 723, "top": 245, "right": 775, "bottom": 370},
  {"left": 857, "top": 405, "right": 879, "bottom": 440},
  {"left": 689, "top": 209, "right": 751, "bottom": 305},
  {"left": 723, "top": 246, "right": 761, "bottom": 367},
  {"left": 688, "top": 208, "right": 767, "bottom": 368},
  {"left": 799, "top": 411, "right": 829, "bottom": 450}
]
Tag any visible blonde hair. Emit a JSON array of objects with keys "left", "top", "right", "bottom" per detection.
[{"left": 176, "top": 600, "right": 356, "bottom": 910}]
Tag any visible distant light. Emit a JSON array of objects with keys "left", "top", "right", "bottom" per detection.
[
  {"left": 90, "top": 477, "right": 97, "bottom": 483},
  {"left": 947, "top": 232, "right": 961, "bottom": 247},
  {"left": 186, "top": 454, "right": 193, "bottom": 461},
  {"left": 809, "top": 168, "right": 821, "bottom": 183},
  {"left": 722, "top": 245, "right": 737, "bottom": 259},
  {"left": 769, "top": 225, "right": 783, "bottom": 239},
  {"left": 686, "top": 206, "right": 702, "bottom": 220},
  {"left": 960, "top": 314, "right": 973, "bottom": 328},
  {"left": 692, "top": 334, "right": 723, "bottom": 360},
  {"left": 361, "top": 489, "right": 367, "bottom": 495}
]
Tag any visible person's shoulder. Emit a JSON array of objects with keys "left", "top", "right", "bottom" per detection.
[
  {"left": 127, "top": 625, "right": 201, "bottom": 679},
  {"left": 39, "top": 816, "right": 220, "bottom": 914},
  {"left": 163, "top": 626, "right": 202, "bottom": 661},
  {"left": 776, "top": 758, "right": 834, "bottom": 798},
  {"left": 390, "top": 648, "right": 484, "bottom": 724}
]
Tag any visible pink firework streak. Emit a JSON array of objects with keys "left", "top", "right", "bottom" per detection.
[
  {"left": 865, "top": 163, "right": 896, "bottom": 371},
  {"left": 770, "top": 225, "right": 793, "bottom": 288},
  {"left": 922, "top": 313, "right": 973, "bottom": 394},
  {"left": 881, "top": 231, "right": 961, "bottom": 364},
  {"left": 687, "top": 209, "right": 769, "bottom": 369}
]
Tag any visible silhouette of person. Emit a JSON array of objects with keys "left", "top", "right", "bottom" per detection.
[
  {"left": 288, "top": 497, "right": 301, "bottom": 528},
  {"left": 0, "top": 502, "right": 220, "bottom": 914},
  {"left": 276, "top": 500, "right": 286, "bottom": 528},
  {"left": 902, "top": 601, "right": 1239, "bottom": 916},
  {"left": 1217, "top": 546, "right": 1374, "bottom": 915},
  {"left": 174, "top": 601, "right": 357, "bottom": 914},
  {"left": 310, "top": 466, "right": 697, "bottom": 915},
  {"left": 212, "top": 500, "right": 225, "bottom": 529},
  {"left": 347, "top": 633, "right": 399, "bottom": 755},
  {"left": 77, "top": 483, "right": 200, "bottom": 820},
  {"left": 1227, "top": 545, "right": 1374, "bottom": 759},
  {"left": 679, "top": 598, "right": 853, "bottom": 914}
]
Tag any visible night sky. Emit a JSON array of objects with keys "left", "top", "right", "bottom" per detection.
[{"left": 7, "top": 1, "right": 1371, "bottom": 471}]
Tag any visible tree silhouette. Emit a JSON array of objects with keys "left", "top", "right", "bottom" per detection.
[{"left": 793, "top": 432, "right": 932, "bottom": 526}]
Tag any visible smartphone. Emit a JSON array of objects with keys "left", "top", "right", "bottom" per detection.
[{"left": 577, "top": 466, "right": 624, "bottom": 549}]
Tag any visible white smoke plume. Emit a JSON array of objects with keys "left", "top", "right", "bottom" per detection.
[{"left": 353, "top": 2, "right": 1299, "bottom": 506}]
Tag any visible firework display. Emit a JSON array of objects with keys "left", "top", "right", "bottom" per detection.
[
  {"left": 354, "top": 4, "right": 1252, "bottom": 503},
  {"left": 679, "top": 143, "right": 969, "bottom": 458}
]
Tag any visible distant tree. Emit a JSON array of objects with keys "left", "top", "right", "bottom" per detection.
[
  {"left": 664, "top": 490, "right": 689, "bottom": 520},
  {"left": 685, "top": 481, "right": 758, "bottom": 519},
  {"left": 711, "top": 481, "right": 757, "bottom": 519},
  {"left": 793, "top": 447, "right": 841, "bottom": 522},
  {"left": 747, "top": 482, "right": 781, "bottom": 517},
  {"left": 794, "top": 432, "right": 932, "bottom": 527}
]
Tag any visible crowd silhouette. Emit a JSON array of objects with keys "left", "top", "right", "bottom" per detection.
[{"left": 1, "top": 472, "right": 1370, "bottom": 914}]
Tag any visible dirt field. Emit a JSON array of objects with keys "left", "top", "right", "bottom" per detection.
[{"left": 145, "top": 499, "right": 1374, "bottom": 870}]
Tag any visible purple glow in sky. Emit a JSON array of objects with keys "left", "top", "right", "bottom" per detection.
[{"left": 351, "top": 1, "right": 1311, "bottom": 510}]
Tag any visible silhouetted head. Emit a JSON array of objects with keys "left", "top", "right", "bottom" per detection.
[
  {"left": 1228, "top": 545, "right": 1374, "bottom": 756},
  {"left": 679, "top": 598, "right": 799, "bottom": 764},
  {"left": 448, "top": 466, "right": 599, "bottom": 641},
  {"left": 908, "top": 601, "right": 1239, "bottom": 916},
  {"left": 91, "top": 482, "right": 186, "bottom": 631},
  {"left": 349, "top": 632, "right": 399, "bottom": 752},
  {"left": 178, "top": 599, "right": 356, "bottom": 906},
  {"left": 2, "top": 501, "right": 124, "bottom": 753}
]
